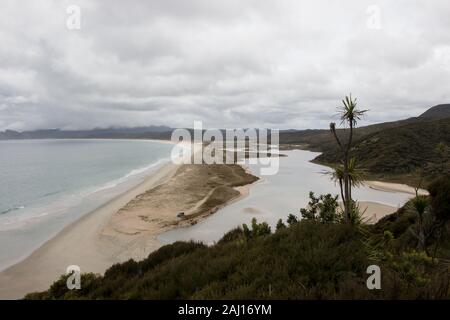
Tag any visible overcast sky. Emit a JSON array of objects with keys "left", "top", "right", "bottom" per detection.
[{"left": 1, "top": 0, "right": 449, "bottom": 131}]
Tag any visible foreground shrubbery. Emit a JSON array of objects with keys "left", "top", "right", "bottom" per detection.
[
  {"left": 26, "top": 176, "right": 450, "bottom": 300},
  {"left": 27, "top": 222, "right": 368, "bottom": 299}
]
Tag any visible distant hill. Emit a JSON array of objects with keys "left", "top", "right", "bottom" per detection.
[
  {"left": 279, "top": 104, "right": 450, "bottom": 151},
  {"left": 419, "top": 104, "right": 450, "bottom": 119},
  {"left": 315, "top": 117, "right": 450, "bottom": 183},
  {"left": 0, "top": 126, "right": 173, "bottom": 140},
  {"left": 2, "top": 104, "right": 449, "bottom": 184},
  {"left": 305, "top": 104, "right": 450, "bottom": 184}
]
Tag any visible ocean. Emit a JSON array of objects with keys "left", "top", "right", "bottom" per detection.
[{"left": 0, "top": 139, "right": 175, "bottom": 271}]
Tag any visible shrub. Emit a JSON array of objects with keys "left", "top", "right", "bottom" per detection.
[
  {"left": 428, "top": 174, "right": 450, "bottom": 223},
  {"left": 276, "top": 219, "right": 286, "bottom": 231},
  {"left": 242, "top": 218, "right": 271, "bottom": 240},
  {"left": 286, "top": 214, "right": 299, "bottom": 226},
  {"left": 300, "top": 192, "right": 340, "bottom": 223}
]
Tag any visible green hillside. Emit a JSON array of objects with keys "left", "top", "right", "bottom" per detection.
[
  {"left": 314, "top": 117, "right": 450, "bottom": 185},
  {"left": 419, "top": 104, "right": 450, "bottom": 119},
  {"left": 280, "top": 104, "right": 450, "bottom": 150},
  {"left": 280, "top": 104, "right": 450, "bottom": 185}
]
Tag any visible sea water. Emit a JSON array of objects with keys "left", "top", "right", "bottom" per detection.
[{"left": 0, "top": 139, "right": 174, "bottom": 271}]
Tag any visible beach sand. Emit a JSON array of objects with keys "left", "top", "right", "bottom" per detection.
[
  {"left": 359, "top": 201, "right": 399, "bottom": 224},
  {"left": 0, "top": 150, "right": 421, "bottom": 299},
  {"left": 359, "top": 180, "right": 429, "bottom": 223},
  {"left": 0, "top": 160, "right": 257, "bottom": 299},
  {"left": 0, "top": 162, "right": 177, "bottom": 299},
  {"left": 338, "top": 201, "right": 399, "bottom": 224},
  {"left": 364, "top": 180, "right": 428, "bottom": 196}
]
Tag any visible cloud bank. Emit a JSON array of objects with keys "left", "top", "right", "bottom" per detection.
[{"left": 1, "top": 0, "right": 450, "bottom": 130}]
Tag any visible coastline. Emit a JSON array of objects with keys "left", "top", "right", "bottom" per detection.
[
  {"left": 357, "top": 180, "right": 431, "bottom": 223},
  {"left": 359, "top": 201, "right": 399, "bottom": 223},
  {"left": 0, "top": 156, "right": 258, "bottom": 299},
  {"left": 0, "top": 146, "right": 422, "bottom": 299},
  {"left": 0, "top": 161, "right": 179, "bottom": 299},
  {"left": 308, "top": 155, "right": 426, "bottom": 223},
  {"left": 364, "top": 180, "right": 429, "bottom": 196}
]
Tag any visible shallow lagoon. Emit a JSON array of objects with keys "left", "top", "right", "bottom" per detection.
[{"left": 159, "top": 150, "right": 412, "bottom": 245}]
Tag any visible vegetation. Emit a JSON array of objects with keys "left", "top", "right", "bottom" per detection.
[
  {"left": 436, "top": 142, "right": 450, "bottom": 173},
  {"left": 315, "top": 117, "right": 450, "bottom": 186},
  {"left": 26, "top": 174, "right": 450, "bottom": 300},
  {"left": 24, "top": 101, "right": 450, "bottom": 300},
  {"left": 299, "top": 192, "right": 340, "bottom": 223},
  {"left": 243, "top": 218, "right": 271, "bottom": 239},
  {"left": 280, "top": 104, "right": 450, "bottom": 186},
  {"left": 328, "top": 95, "right": 368, "bottom": 220},
  {"left": 323, "top": 157, "right": 365, "bottom": 215}
]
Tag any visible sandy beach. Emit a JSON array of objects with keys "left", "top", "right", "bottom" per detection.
[
  {"left": 337, "top": 201, "right": 399, "bottom": 224},
  {"left": 364, "top": 180, "right": 429, "bottom": 196},
  {"left": 0, "top": 162, "right": 178, "bottom": 299},
  {"left": 359, "top": 201, "right": 399, "bottom": 224},
  {"left": 361, "top": 180, "right": 430, "bottom": 223},
  {"left": 0, "top": 149, "right": 421, "bottom": 299},
  {"left": 355, "top": 180, "right": 427, "bottom": 223},
  {"left": 0, "top": 154, "right": 258, "bottom": 299}
]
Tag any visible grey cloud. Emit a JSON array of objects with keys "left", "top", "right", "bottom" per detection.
[{"left": 1, "top": 0, "right": 450, "bottom": 131}]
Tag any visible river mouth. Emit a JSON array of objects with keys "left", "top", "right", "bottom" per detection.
[{"left": 158, "top": 149, "right": 413, "bottom": 245}]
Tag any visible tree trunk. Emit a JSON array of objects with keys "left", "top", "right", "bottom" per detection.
[
  {"left": 330, "top": 124, "right": 348, "bottom": 217},
  {"left": 344, "top": 122, "right": 354, "bottom": 221},
  {"left": 339, "top": 179, "right": 345, "bottom": 214},
  {"left": 339, "top": 179, "right": 344, "bottom": 204},
  {"left": 343, "top": 157, "right": 350, "bottom": 220},
  {"left": 417, "top": 215, "right": 425, "bottom": 251}
]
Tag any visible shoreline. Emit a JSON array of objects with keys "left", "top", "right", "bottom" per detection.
[
  {"left": 0, "top": 149, "right": 258, "bottom": 299},
  {"left": 0, "top": 147, "right": 421, "bottom": 299},
  {"left": 364, "top": 180, "right": 429, "bottom": 196},
  {"left": 0, "top": 138, "right": 178, "bottom": 270},
  {"left": 359, "top": 201, "right": 399, "bottom": 223},
  {"left": 309, "top": 155, "right": 426, "bottom": 223},
  {"left": 0, "top": 161, "right": 180, "bottom": 299}
]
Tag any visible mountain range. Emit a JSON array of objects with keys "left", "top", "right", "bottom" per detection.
[{"left": 0, "top": 125, "right": 173, "bottom": 140}]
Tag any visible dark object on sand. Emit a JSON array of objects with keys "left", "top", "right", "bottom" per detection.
[{"left": 177, "top": 212, "right": 185, "bottom": 218}]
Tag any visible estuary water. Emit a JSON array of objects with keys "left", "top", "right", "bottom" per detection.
[{"left": 159, "top": 149, "right": 413, "bottom": 245}]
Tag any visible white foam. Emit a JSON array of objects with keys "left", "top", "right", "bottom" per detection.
[
  {"left": 87, "top": 157, "right": 170, "bottom": 194},
  {"left": 0, "top": 157, "right": 170, "bottom": 231}
]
